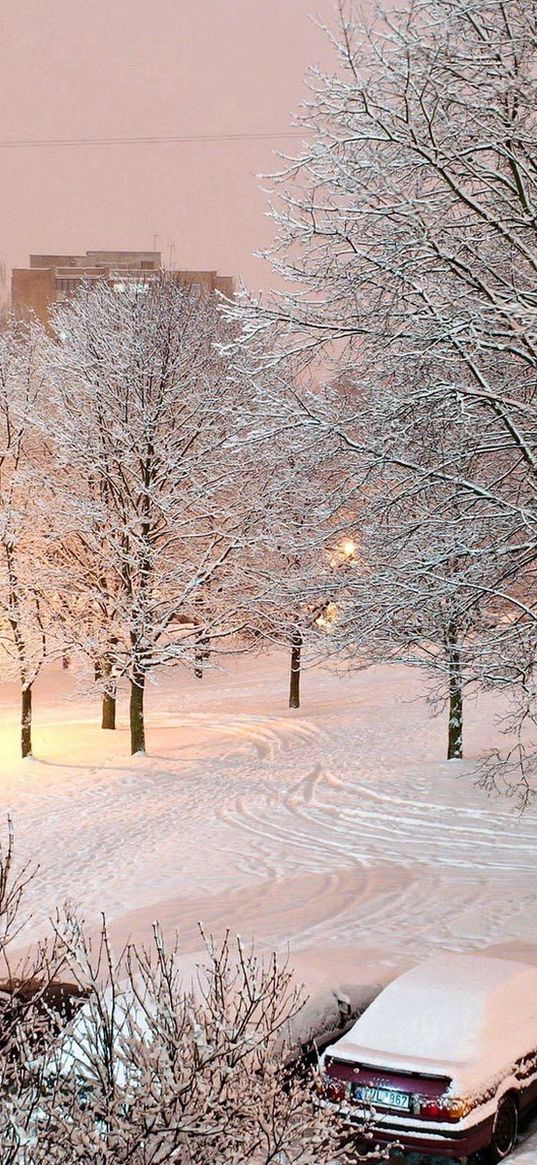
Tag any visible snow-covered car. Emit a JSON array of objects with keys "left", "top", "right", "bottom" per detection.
[{"left": 320, "top": 953, "right": 537, "bottom": 1161}]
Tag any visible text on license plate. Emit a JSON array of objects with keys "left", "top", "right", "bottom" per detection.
[{"left": 352, "top": 1084, "right": 411, "bottom": 1111}]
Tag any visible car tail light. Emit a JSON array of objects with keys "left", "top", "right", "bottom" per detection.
[
  {"left": 419, "top": 1097, "right": 469, "bottom": 1122},
  {"left": 324, "top": 1079, "right": 347, "bottom": 1103}
]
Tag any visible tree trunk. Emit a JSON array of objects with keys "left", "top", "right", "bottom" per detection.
[
  {"left": 102, "top": 689, "right": 116, "bottom": 731},
  {"left": 447, "top": 622, "right": 463, "bottom": 760},
  {"left": 101, "top": 655, "right": 116, "bottom": 730},
  {"left": 62, "top": 653, "right": 70, "bottom": 670},
  {"left": 194, "top": 633, "right": 210, "bottom": 679},
  {"left": 130, "top": 669, "right": 146, "bottom": 755},
  {"left": 289, "top": 628, "right": 302, "bottom": 709},
  {"left": 21, "top": 684, "right": 32, "bottom": 759}
]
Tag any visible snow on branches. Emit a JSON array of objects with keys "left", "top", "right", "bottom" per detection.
[
  {"left": 230, "top": 0, "right": 537, "bottom": 797},
  {"left": 0, "top": 824, "right": 385, "bottom": 1165},
  {"left": 42, "top": 277, "right": 267, "bottom": 753},
  {"left": 0, "top": 321, "right": 53, "bottom": 757}
]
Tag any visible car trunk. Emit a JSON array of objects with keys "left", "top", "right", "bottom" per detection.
[{"left": 324, "top": 1053, "right": 456, "bottom": 1121}]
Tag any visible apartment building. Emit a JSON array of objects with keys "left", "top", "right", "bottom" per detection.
[{"left": 11, "top": 251, "right": 234, "bottom": 325}]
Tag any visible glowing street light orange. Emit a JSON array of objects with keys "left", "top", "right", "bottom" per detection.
[{"left": 339, "top": 537, "right": 357, "bottom": 561}]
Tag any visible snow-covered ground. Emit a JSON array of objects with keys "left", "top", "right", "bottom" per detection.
[{"left": 1, "top": 652, "right": 537, "bottom": 1160}]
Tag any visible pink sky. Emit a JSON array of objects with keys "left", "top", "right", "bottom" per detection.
[{"left": 0, "top": 0, "right": 336, "bottom": 293}]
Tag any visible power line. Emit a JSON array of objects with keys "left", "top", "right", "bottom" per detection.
[{"left": 0, "top": 130, "right": 304, "bottom": 150}]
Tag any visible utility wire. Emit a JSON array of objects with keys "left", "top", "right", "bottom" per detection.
[{"left": 0, "top": 130, "right": 304, "bottom": 149}]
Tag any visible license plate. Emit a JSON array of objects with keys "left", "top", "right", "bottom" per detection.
[{"left": 352, "top": 1084, "right": 411, "bottom": 1111}]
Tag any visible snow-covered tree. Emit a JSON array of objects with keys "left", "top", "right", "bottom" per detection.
[
  {"left": 239, "top": 456, "right": 339, "bottom": 711},
  {"left": 218, "top": 353, "right": 346, "bottom": 711},
  {"left": 43, "top": 277, "right": 258, "bottom": 754},
  {"left": 0, "top": 322, "right": 53, "bottom": 757},
  {"left": 232, "top": 0, "right": 537, "bottom": 794},
  {"left": 328, "top": 479, "right": 493, "bottom": 761}
]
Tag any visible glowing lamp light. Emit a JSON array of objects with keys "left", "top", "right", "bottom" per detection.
[
  {"left": 340, "top": 537, "right": 357, "bottom": 560},
  {"left": 316, "top": 602, "right": 338, "bottom": 631}
]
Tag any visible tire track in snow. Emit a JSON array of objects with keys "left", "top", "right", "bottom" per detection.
[
  {"left": 218, "top": 757, "right": 537, "bottom": 956},
  {"left": 5, "top": 663, "right": 537, "bottom": 964}
]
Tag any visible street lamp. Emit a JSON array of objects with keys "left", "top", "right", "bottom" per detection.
[{"left": 339, "top": 537, "right": 357, "bottom": 561}]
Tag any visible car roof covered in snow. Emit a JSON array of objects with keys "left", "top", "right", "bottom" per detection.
[{"left": 325, "top": 953, "right": 537, "bottom": 1093}]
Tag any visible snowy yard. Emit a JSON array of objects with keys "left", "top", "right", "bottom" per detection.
[{"left": 1, "top": 652, "right": 537, "bottom": 1160}]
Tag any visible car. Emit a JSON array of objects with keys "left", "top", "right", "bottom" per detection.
[{"left": 319, "top": 952, "right": 537, "bottom": 1161}]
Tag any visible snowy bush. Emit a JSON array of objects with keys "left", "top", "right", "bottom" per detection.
[{"left": 0, "top": 826, "right": 386, "bottom": 1163}]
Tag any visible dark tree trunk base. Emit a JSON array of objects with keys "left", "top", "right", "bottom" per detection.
[
  {"left": 194, "top": 634, "right": 210, "bottom": 680},
  {"left": 447, "top": 687, "right": 463, "bottom": 759},
  {"left": 101, "top": 690, "right": 116, "bottom": 731},
  {"left": 289, "top": 630, "right": 302, "bottom": 709},
  {"left": 447, "top": 621, "right": 463, "bottom": 760},
  {"left": 21, "top": 685, "right": 32, "bottom": 759},
  {"left": 130, "top": 673, "right": 146, "bottom": 754}
]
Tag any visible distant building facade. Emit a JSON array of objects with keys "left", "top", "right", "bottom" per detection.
[{"left": 11, "top": 251, "right": 234, "bottom": 326}]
